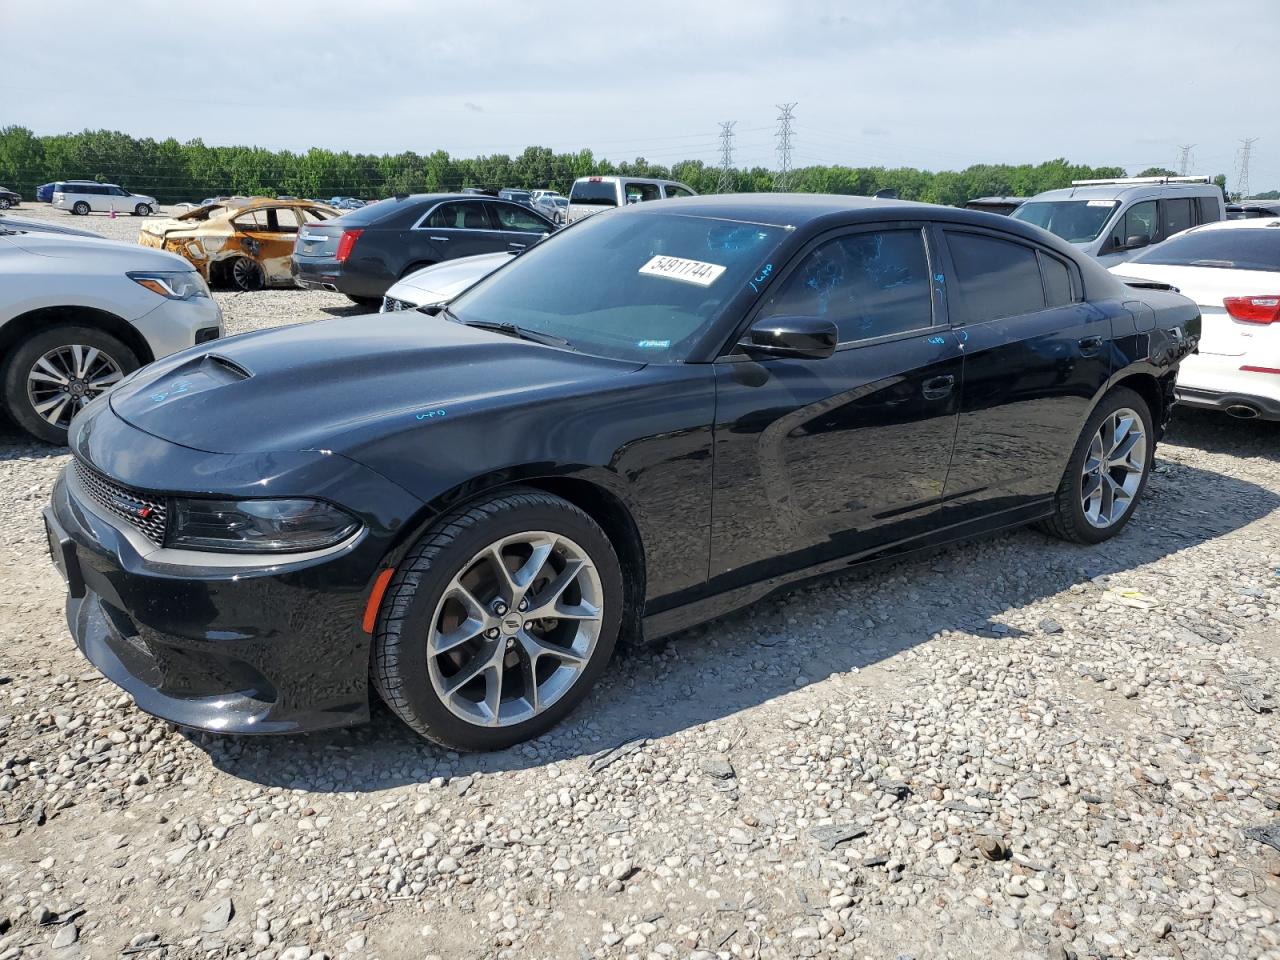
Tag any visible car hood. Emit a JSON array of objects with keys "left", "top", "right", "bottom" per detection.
[
  {"left": 0, "top": 229, "right": 192, "bottom": 270},
  {"left": 107, "top": 312, "right": 644, "bottom": 455},
  {"left": 387, "top": 252, "right": 511, "bottom": 304}
]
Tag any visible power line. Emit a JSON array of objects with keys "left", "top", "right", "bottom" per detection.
[
  {"left": 774, "top": 103, "right": 797, "bottom": 192},
  {"left": 1237, "top": 137, "right": 1260, "bottom": 198},
  {"left": 1177, "top": 144, "right": 1196, "bottom": 176},
  {"left": 716, "top": 121, "right": 737, "bottom": 193}
]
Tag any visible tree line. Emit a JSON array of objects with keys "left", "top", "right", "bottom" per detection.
[{"left": 0, "top": 126, "right": 1236, "bottom": 207}]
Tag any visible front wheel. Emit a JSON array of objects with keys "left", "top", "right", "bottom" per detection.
[
  {"left": 2, "top": 326, "right": 138, "bottom": 445},
  {"left": 0, "top": 198, "right": 10, "bottom": 210},
  {"left": 134, "top": 203, "right": 152, "bottom": 217},
  {"left": 1039, "top": 386, "right": 1153, "bottom": 544},
  {"left": 345, "top": 294, "right": 382, "bottom": 307},
  {"left": 372, "top": 487, "right": 623, "bottom": 750}
]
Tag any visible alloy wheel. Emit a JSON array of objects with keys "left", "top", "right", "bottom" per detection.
[
  {"left": 1080, "top": 407, "right": 1146, "bottom": 528},
  {"left": 26, "top": 344, "right": 125, "bottom": 429},
  {"left": 426, "top": 530, "right": 603, "bottom": 728},
  {"left": 232, "top": 257, "right": 264, "bottom": 291}
]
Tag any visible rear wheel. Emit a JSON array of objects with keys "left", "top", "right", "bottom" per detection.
[
  {"left": 373, "top": 487, "right": 623, "bottom": 750},
  {"left": 1038, "top": 386, "right": 1153, "bottom": 544},
  {"left": 72, "top": 201, "right": 90, "bottom": 216},
  {"left": 230, "top": 257, "right": 265, "bottom": 291},
  {"left": 2, "top": 325, "right": 138, "bottom": 445}
]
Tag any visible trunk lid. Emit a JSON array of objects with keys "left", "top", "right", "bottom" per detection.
[{"left": 293, "top": 222, "right": 344, "bottom": 259}]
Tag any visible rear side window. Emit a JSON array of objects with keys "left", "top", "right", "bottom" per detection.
[
  {"left": 1163, "top": 198, "right": 1194, "bottom": 236},
  {"left": 946, "top": 232, "right": 1046, "bottom": 324},
  {"left": 570, "top": 180, "right": 618, "bottom": 207},
  {"left": 1197, "top": 196, "right": 1220, "bottom": 225},
  {"left": 1039, "top": 252, "right": 1074, "bottom": 307},
  {"left": 425, "top": 202, "right": 493, "bottom": 230},
  {"left": 759, "top": 229, "right": 934, "bottom": 342},
  {"left": 1130, "top": 229, "right": 1280, "bottom": 271},
  {"left": 625, "top": 182, "right": 661, "bottom": 203}
]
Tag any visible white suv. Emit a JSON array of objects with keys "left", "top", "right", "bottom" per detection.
[
  {"left": 0, "top": 223, "right": 222, "bottom": 443},
  {"left": 1109, "top": 218, "right": 1280, "bottom": 421},
  {"left": 566, "top": 176, "right": 696, "bottom": 223},
  {"left": 52, "top": 181, "right": 158, "bottom": 217}
]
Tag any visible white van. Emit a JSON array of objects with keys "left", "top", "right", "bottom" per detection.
[
  {"left": 566, "top": 176, "right": 696, "bottom": 224},
  {"left": 1011, "top": 176, "right": 1224, "bottom": 267},
  {"left": 52, "top": 181, "right": 158, "bottom": 217}
]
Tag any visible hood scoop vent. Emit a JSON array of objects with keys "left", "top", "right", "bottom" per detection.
[{"left": 203, "top": 353, "right": 253, "bottom": 381}]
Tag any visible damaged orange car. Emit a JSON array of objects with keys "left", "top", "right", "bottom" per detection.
[{"left": 138, "top": 198, "right": 340, "bottom": 291}]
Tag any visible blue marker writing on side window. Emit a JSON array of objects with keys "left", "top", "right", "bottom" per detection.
[
  {"left": 636, "top": 339, "right": 671, "bottom": 349},
  {"left": 748, "top": 263, "right": 773, "bottom": 292}
]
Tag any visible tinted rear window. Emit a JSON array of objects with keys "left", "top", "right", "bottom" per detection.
[
  {"left": 946, "top": 232, "right": 1046, "bottom": 323},
  {"left": 569, "top": 180, "right": 618, "bottom": 207},
  {"left": 1130, "top": 229, "right": 1280, "bottom": 272},
  {"left": 331, "top": 197, "right": 425, "bottom": 225}
]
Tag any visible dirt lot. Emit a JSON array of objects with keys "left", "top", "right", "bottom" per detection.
[{"left": 1, "top": 203, "right": 1279, "bottom": 960}]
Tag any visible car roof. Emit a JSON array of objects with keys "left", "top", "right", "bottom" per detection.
[
  {"left": 1027, "top": 183, "right": 1219, "bottom": 203},
  {"left": 1183, "top": 216, "right": 1280, "bottom": 233},
  {"left": 572, "top": 176, "right": 686, "bottom": 186}
]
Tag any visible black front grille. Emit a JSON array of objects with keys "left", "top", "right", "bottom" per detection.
[
  {"left": 73, "top": 461, "right": 168, "bottom": 545},
  {"left": 382, "top": 296, "right": 415, "bottom": 312}
]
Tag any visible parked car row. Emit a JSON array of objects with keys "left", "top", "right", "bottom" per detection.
[{"left": 52, "top": 181, "right": 158, "bottom": 217}]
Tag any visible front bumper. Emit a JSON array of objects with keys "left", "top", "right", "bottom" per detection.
[
  {"left": 47, "top": 408, "right": 425, "bottom": 734},
  {"left": 131, "top": 293, "right": 223, "bottom": 360}
]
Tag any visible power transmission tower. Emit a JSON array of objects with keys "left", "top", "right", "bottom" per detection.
[
  {"left": 1177, "top": 144, "right": 1195, "bottom": 176},
  {"left": 716, "top": 121, "right": 737, "bottom": 193},
  {"left": 774, "top": 102, "right": 797, "bottom": 192},
  {"left": 1237, "top": 137, "right": 1260, "bottom": 198}
]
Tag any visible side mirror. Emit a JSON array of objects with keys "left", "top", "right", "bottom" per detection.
[
  {"left": 739, "top": 316, "right": 837, "bottom": 360},
  {"left": 1124, "top": 235, "right": 1151, "bottom": 250}
]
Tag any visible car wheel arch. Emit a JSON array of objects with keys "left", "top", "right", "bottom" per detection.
[
  {"left": 0, "top": 305, "right": 155, "bottom": 373},
  {"left": 382, "top": 470, "right": 649, "bottom": 647}
]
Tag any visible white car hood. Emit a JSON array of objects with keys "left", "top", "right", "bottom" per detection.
[
  {"left": 385, "top": 252, "right": 512, "bottom": 306},
  {"left": 2, "top": 231, "right": 192, "bottom": 271}
]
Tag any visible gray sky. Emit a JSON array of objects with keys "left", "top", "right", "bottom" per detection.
[{"left": 6, "top": 0, "right": 1279, "bottom": 190}]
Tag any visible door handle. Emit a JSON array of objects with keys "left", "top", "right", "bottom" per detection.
[
  {"left": 922, "top": 374, "right": 955, "bottom": 400},
  {"left": 429, "top": 236, "right": 449, "bottom": 242},
  {"left": 1078, "top": 335, "right": 1103, "bottom": 355},
  {"left": 508, "top": 242, "right": 527, "bottom": 250}
]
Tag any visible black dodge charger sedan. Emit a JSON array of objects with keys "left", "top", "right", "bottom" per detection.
[
  {"left": 291, "top": 193, "right": 556, "bottom": 306},
  {"left": 45, "top": 195, "right": 1200, "bottom": 750}
]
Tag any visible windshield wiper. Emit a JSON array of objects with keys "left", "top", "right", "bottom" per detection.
[{"left": 441, "top": 307, "right": 573, "bottom": 349}]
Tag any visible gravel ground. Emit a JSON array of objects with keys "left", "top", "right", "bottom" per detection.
[{"left": 1, "top": 203, "right": 1279, "bottom": 960}]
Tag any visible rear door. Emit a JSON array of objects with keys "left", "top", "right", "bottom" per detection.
[
  {"left": 413, "top": 200, "right": 503, "bottom": 263},
  {"left": 487, "top": 200, "right": 553, "bottom": 252},
  {"left": 939, "top": 228, "right": 1111, "bottom": 524},
  {"left": 710, "top": 223, "right": 964, "bottom": 588}
]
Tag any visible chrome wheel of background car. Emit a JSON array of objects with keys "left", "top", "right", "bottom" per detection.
[
  {"left": 26, "top": 344, "right": 125, "bottom": 428},
  {"left": 0, "top": 199, "right": 10, "bottom": 210},
  {"left": 231, "top": 257, "right": 264, "bottom": 291},
  {"left": 1080, "top": 407, "right": 1147, "bottom": 529},
  {"left": 135, "top": 203, "right": 152, "bottom": 216},
  {"left": 72, "top": 202, "right": 89, "bottom": 216},
  {"left": 426, "top": 530, "right": 603, "bottom": 728}
]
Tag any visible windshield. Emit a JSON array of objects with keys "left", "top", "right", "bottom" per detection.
[
  {"left": 1130, "top": 228, "right": 1280, "bottom": 272},
  {"left": 1012, "top": 200, "right": 1118, "bottom": 243},
  {"left": 447, "top": 210, "right": 787, "bottom": 363}
]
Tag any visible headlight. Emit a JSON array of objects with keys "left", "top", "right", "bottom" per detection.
[
  {"left": 168, "top": 498, "right": 360, "bottom": 553},
  {"left": 128, "top": 270, "right": 210, "bottom": 300}
]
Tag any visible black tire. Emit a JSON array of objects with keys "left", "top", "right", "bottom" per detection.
[
  {"left": 72, "top": 201, "right": 90, "bottom": 216},
  {"left": 134, "top": 203, "right": 152, "bottom": 217},
  {"left": 345, "top": 294, "right": 382, "bottom": 307},
  {"left": 2, "top": 325, "right": 139, "bottom": 445},
  {"left": 229, "top": 257, "right": 265, "bottom": 291},
  {"left": 372, "top": 487, "right": 624, "bottom": 751},
  {"left": 0, "top": 198, "right": 10, "bottom": 210},
  {"left": 1038, "top": 386, "right": 1153, "bottom": 544}
]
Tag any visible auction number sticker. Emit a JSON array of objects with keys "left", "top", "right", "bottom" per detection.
[
  {"left": 1087, "top": 200, "right": 1115, "bottom": 207},
  {"left": 639, "top": 255, "right": 726, "bottom": 286}
]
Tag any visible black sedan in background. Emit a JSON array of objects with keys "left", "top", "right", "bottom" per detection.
[
  {"left": 47, "top": 195, "right": 1199, "bottom": 750},
  {"left": 292, "top": 193, "right": 555, "bottom": 305}
]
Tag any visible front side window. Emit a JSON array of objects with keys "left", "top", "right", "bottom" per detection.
[
  {"left": 298, "top": 206, "right": 332, "bottom": 223},
  {"left": 448, "top": 211, "right": 787, "bottom": 363},
  {"left": 425, "top": 202, "right": 493, "bottom": 230},
  {"left": 1012, "top": 200, "right": 1118, "bottom": 243},
  {"left": 1106, "top": 200, "right": 1157, "bottom": 250},
  {"left": 1163, "top": 198, "right": 1194, "bottom": 237},
  {"left": 665, "top": 185, "right": 694, "bottom": 199},
  {"left": 946, "top": 232, "right": 1045, "bottom": 324},
  {"left": 491, "top": 203, "right": 549, "bottom": 233},
  {"left": 269, "top": 207, "right": 300, "bottom": 232},
  {"left": 758, "top": 229, "right": 933, "bottom": 342}
]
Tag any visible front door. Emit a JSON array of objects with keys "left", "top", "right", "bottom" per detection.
[
  {"left": 709, "top": 225, "right": 962, "bottom": 590},
  {"left": 487, "top": 200, "right": 552, "bottom": 253}
]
